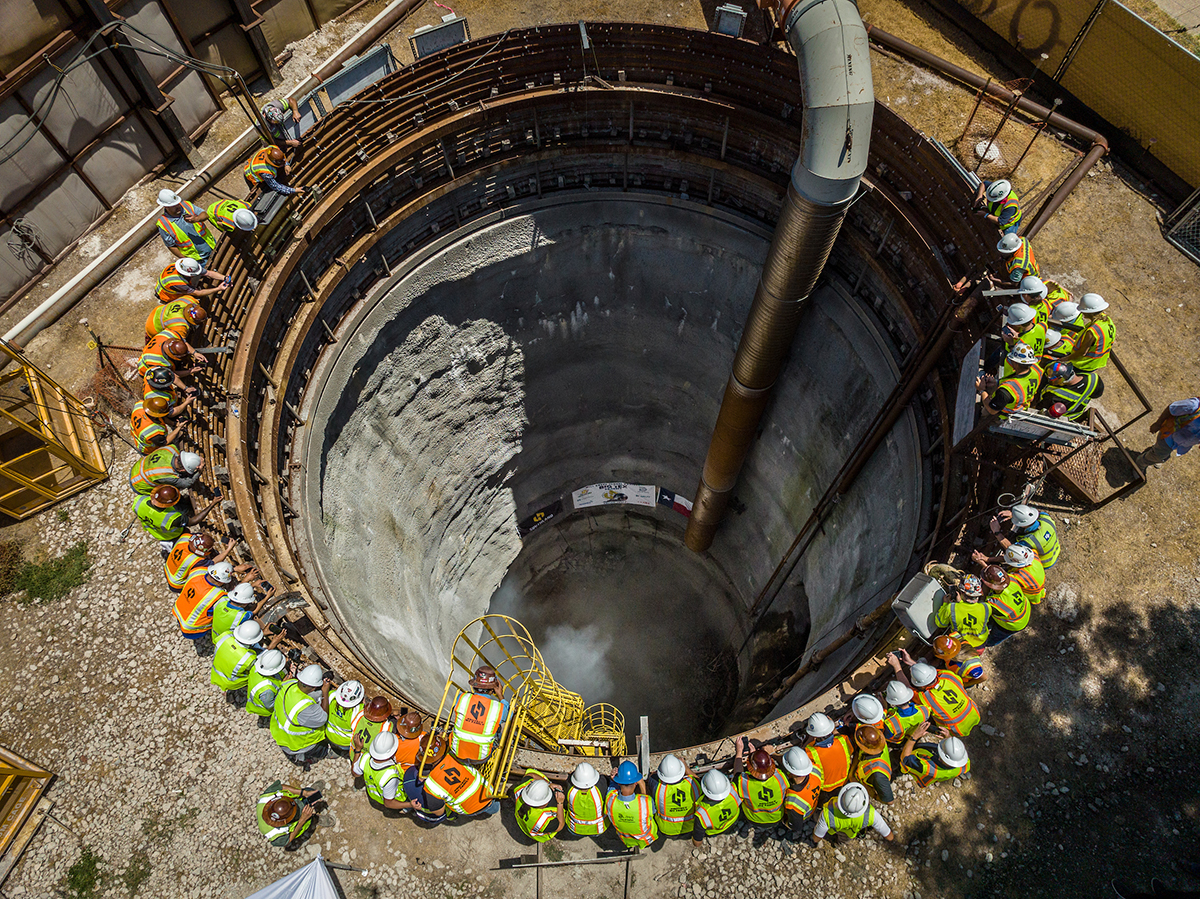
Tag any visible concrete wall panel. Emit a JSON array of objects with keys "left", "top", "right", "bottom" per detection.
[
  {"left": 78, "top": 117, "right": 166, "bottom": 206},
  {"left": 122, "top": 0, "right": 191, "bottom": 82},
  {"left": 259, "top": 0, "right": 318, "bottom": 56},
  {"left": 0, "top": 0, "right": 77, "bottom": 74},
  {"left": 193, "top": 26, "right": 259, "bottom": 80},
  {"left": 20, "top": 50, "right": 129, "bottom": 156},
  {"left": 0, "top": 98, "right": 67, "bottom": 211},
  {"left": 19, "top": 171, "right": 105, "bottom": 258}
]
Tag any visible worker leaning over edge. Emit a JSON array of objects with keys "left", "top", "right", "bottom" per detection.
[
  {"left": 691, "top": 769, "right": 741, "bottom": 849},
  {"left": 978, "top": 343, "right": 1043, "bottom": 420},
  {"left": 212, "top": 620, "right": 281, "bottom": 692},
  {"left": 271, "top": 663, "right": 331, "bottom": 766},
  {"left": 991, "top": 503, "right": 1060, "bottom": 569},
  {"left": 565, "top": 761, "right": 607, "bottom": 837},
  {"left": 155, "top": 257, "right": 226, "bottom": 304},
  {"left": 130, "top": 396, "right": 184, "bottom": 456},
  {"left": 244, "top": 145, "right": 306, "bottom": 197},
  {"left": 325, "top": 680, "right": 366, "bottom": 756},
  {"left": 514, "top": 769, "right": 565, "bottom": 843},
  {"left": 246, "top": 648, "right": 288, "bottom": 726},
  {"left": 972, "top": 178, "right": 1022, "bottom": 234},
  {"left": 900, "top": 722, "right": 971, "bottom": 787},
  {"left": 812, "top": 782, "right": 894, "bottom": 846},
  {"left": 881, "top": 680, "right": 929, "bottom": 745},
  {"left": 604, "top": 760, "right": 658, "bottom": 850},
  {"left": 129, "top": 445, "right": 203, "bottom": 496},
  {"left": 212, "top": 578, "right": 273, "bottom": 636},
  {"left": 164, "top": 532, "right": 229, "bottom": 591},
  {"left": 892, "top": 651, "right": 981, "bottom": 737},
  {"left": 995, "top": 232, "right": 1039, "bottom": 284},
  {"left": 174, "top": 559, "right": 233, "bottom": 638},
  {"left": 651, "top": 754, "right": 700, "bottom": 838},
  {"left": 145, "top": 299, "right": 207, "bottom": 344}
]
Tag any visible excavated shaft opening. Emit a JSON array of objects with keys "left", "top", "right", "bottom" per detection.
[{"left": 296, "top": 196, "right": 929, "bottom": 748}]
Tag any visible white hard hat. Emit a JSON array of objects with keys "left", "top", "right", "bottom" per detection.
[
  {"left": 298, "top": 664, "right": 324, "bottom": 688},
  {"left": 1078, "top": 292, "right": 1108, "bottom": 313},
  {"left": 837, "top": 782, "right": 869, "bottom": 816},
  {"left": 938, "top": 735, "right": 969, "bottom": 767},
  {"left": 157, "top": 188, "right": 183, "bottom": 207},
  {"left": 570, "top": 762, "right": 600, "bottom": 790},
  {"left": 1044, "top": 328, "right": 1063, "bottom": 348},
  {"left": 1006, "top": 303, "right": 1036, "bottom": 327},
  {"left": 233, "top": 208, "right": 259, "bottom": 231},
  {"left": 910, "top": 661, "right": 938, "bottom": 688},
  {"left": 521, "top": 779, "right": 553, "bottom": 808},
  {"left": 369, "top": 730, "right": 399, "bottom": 761},
  {"left": 781, "top": 747, "right": 813, "bottom": 778},
  {"left": 997, "top": 233, "right": 1023, "bottom": 254},
  {"left": 852, "top": 694, "right": 885, "bottom": 726},
  {"left": 1010, "top": 504, "right": 1039, "bottom": 529},
  {"left": 806, "top": 712, "right": 835, "bottom": 739},
  {"left": 1019, "top": 275, "right": 1047, "bottom": 299},
  {"left": 885, "top": 680, "right": 914, "bottom": 706},
  {"left": 179, "top": 451, "right": 202, "bottom": 473},
  {"left": 1006, "top": 342, "right": 1038, "bottom": 366},
  {"left": 255, "top": 648, "right": 286, "bottom": 676},
  {"left": 1004, "top": 544, "right": 1035, "bottom": 568},
  {"left": 175, "top": 257, "right": 202, "bottom": 277},
  {"left": 335, "top": 680, "right": 364, "bottom": 707},
  {"left": 1050, "top": 302, "right": 1080, "bottom": 325},
  {"left": 985, "top": 179, "right": 1011, "bottom": 202},
  {"left": 701, "top": 769, "right": 732, "bottom": 802},
  {"left": 657, "top": 754, "right": 685, "bottom": 784},
  {"left": 228, "top": 582, "right": 255, "bottom": 606},
  {"left": 233, "top": 620, "right": 263, "bottom": 646},
  {"left": 208, "top": 561, "right": 234, "bottom": 584}
]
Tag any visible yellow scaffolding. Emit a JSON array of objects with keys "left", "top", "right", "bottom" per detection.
[
  {"left": 424, "top": 615, "right": 627, "bottom": 799},
  {"left": 0, "top": 340, "right": 106, "bottom": 520}
]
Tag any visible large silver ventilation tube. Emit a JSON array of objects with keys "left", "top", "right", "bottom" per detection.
[{"left": 686, "top": 0, "right": 875, "bottom": 551}]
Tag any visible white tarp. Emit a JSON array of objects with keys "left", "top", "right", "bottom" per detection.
[{"left": 244, "top": 856, "right": 339, "bottom": 899}]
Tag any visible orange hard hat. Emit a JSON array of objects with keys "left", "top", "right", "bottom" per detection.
[
  {"left": 265, "top": 797, "right": 297, "bottom": 825},
  {"left": 188, "top": 532, "right": 216, "bottom": 555},
  {"left": 267, "top": 147, "right": 286, "bottom": 164},
  {"left": 471, "top": 666, "right": 498, "bottom": 691},
  {"left": 934, "top": 633, "right": 963, "bottom": 661},
  {"left": 150, "top": 485, "right": 180, "bottom": 507},
  {"left": 364, "top": 695, "right": 392, "bottom": 723},
  {"left": 748, "top": 749, "right": 776, "bottom": 780},
  {"left": 183, "top": 305, "right": 207, "bottom": 325},
  {"left": 163, "top": 339, "right": 189, "bottom": 361},
  {"left": 982, "top": 565, "right": 1010, "bottom": 590},
  {"left": 398, "top": 712, "right": 423, "bottom": 737},
  {"left": 854, "top": 724, "right": 886, "bottom": 754},
  {"left": 144, "top": 395, "right": 171, "bottom": 418}
]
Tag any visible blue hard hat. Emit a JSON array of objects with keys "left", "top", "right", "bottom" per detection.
[{"left": 613, "top": 761, "right": 641, "bottom": 785}]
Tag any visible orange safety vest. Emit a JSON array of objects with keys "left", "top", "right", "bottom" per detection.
[
  {"left": 165, "top": 540, "right": 209, "bottom": 592},
  {"left": 423, "top": 756, "right": 492, "bottom": 815},
  {"left": 174, "top": 569, "right": 226, "bottom": 634},
  {"left": 146, "top": 300, "right": 197, "bottom": 341},
  {"left": 1004, "top": 238, "right": 1039, "bottom": 283},
  {"left": 784, "top": 772, "right": 822, "bottom": 819},
  {"left": 155, "top": 201, "right": 215, "bottom": 260},
  {"left": 806, "top": 734, "right": 853, "bottom": 791},
  {"left": 394, "top": 733, "right": 425, "bottom": 767},
  {"left": 138, "top": 333, "right": 181, "bottom": 378},
  {"left": 917, "top": 671, "right": 980, "bottom": 737},
  {"left": 244, "top": 147, "right": 280, "bottom": 188},
  {"left": 130, "top": 401, "right": 167, "bottom": 454},
  {"left": 155, "top": 264, "right": 194, "bottom": 303},
  {"left": 449, "top": 693, "right": 504, "bottom": 762}
]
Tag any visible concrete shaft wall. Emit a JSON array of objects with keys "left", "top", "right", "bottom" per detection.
[{"left": 298, "top": 195, "right": 925, "bottom": 737}]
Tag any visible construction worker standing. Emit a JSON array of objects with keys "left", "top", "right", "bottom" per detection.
[
  {"left": 154, "top": 189, "right": 220, "bottom": 274},
  {"left": 980, "top": 566, "right": 1032, "bottom": 645},
  {"left": 129, "top": 445, "right": 203, "bottom": 495},
  {"left": 903, "top": 657, "right": 981, "bottom": 737},
  {"left": 449, "top": 667, "right": 508, "bottom": 764},
  {"left": 691, "top": 770, "right": 741, "bottom": 848},
  {"left": 133, "top": 485, "right": 219, "bottom": 547},
  {"left": 139, "top": 332, "right": 203, "bottom": 379},
  {"left": 565, "top": 762, "right": 607, "bottom": 837},
  {"left": 246, "top": 649, "right": 288, "bottom": 723},
  {"left": 1138, "top": 396, "right": 1200, "bottom": 468},
  {"left": 1040, "top": 362, "right": 1103, "bottom": 422},
  {"left": 130, "top": 397, "right": 184, "bottom": 455},
  {"left": 803, "top": 713, "right": 853, "bottom": 793},
  {"left": 244, "top": 146, "right": 305, "bottom": 196},
  {"left": 211, "top": 621, "right": 271, "bottom": 691},
  {"left": 393, "top": 712, "right": 427, "bottom": 767},
  {"left": 351, "top": 731, "right": 408, "bottom": 811},
  {"left": 164, "top": 533, "right": 235, "bottom": 592},
  {"left": 271, "top": 664, "right": 331, "bottom": 765},
  {"left": 978, "top": 343, "right": 1043, "bottom": 420},
  {"left": 155, "top": 257, "right": 226, "bottom": 303},
  {"left": 174, "top": 559, "right": 234, "bottom": 638},
  {"left": 733, "top": 747, "right": 788, "bottom": 838},
  {"left": 256, "top": 781, "right": 321, "bottom": 848},
  {"left": 995, "top": 233, "right": 1039, "bottom": 284},
  {"left": 604, "top": 761, "right": 658, "bottom": 849},
  {"left": 1063, "top": 293, "right": 1115, "bottom": 374},
  {"left": 1001, "top": 303, "right": 1047, "bottom": 361},
  {"left": 991, "top": 503, "right": 1061, "bottom": 569},
  {"left": 811, "top": 783, "right": 895, "bottom": 845},
  {"left": 325, "top": 680, "right": 366, "bottom": 756},
  {"left": 973, "top": 179, "right": 1022, "bottom": 234},
  {"left": 900, "top": 722, "right": 971, "bottom": 787},
  {"left": 781, "top": 747, "right": 823, "bottom": 835},
  {"left": 651, "top": 754, "right": 700, "bottom": 838},
  {"left": 514, "top": 770, "right": 566, "bottom": 843},
  {"left": 852, "top": 725, "right": 894, "bottom": 804},
  {"left": 881, "top": 679, "right": 929, "bottom": 745}
]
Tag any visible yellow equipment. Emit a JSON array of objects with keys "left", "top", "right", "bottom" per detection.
[{"left": 422, "top": 615, "right": 626, "bottom": 799}]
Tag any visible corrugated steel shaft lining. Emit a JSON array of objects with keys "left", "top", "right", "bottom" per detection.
[{"left": 685, "top": 0, "right": 875, "bottom": 551}]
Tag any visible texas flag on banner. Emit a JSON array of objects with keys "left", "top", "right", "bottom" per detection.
[{"left": 656, "top": 488, "right": 693, "bottom": 518}]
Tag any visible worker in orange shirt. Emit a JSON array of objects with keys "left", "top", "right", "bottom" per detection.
[
  {"left": 802, "top": 713, "right": 853, "bottom": 796},
  {"left": 393, "top": 712, "right": 427, "bottom": 767}
]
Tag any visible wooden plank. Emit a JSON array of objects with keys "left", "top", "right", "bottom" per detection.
[{"left": 0, "top": 796, "right": 52, "bottom": 885}]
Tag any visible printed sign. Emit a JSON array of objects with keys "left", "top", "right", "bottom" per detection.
[
  {"left": 517, "top": 499, "right": 563, "bottom": 536},
  {"left": 571, "top": 483, "right": 658, "bottom": 510}
]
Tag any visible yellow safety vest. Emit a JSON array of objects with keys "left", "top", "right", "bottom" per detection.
[
  {"left": 566, "top": 785, "right": 606, "bottom": 835},
  {"left": 155, "top": 201, "right": 215, "bottom": 260},
  {"left": 735, "top": 770, "right": 788, "bottom": 824},
  {"left": 604, "top": 791, "right": 658, "bottom": 848},
  {"left": 1071, "top": 316, "right": 1115, "bottom": 372},
  {"left": 653, "top": 777, "right": 699, "bottom": 835},
  {"left": 820, "top": 801, "right": 877, "bottom": 838},
  {"left": 995, "top": 363, "right": 1043, "bottom": 417}
]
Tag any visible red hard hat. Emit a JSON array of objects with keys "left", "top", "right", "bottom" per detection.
[
  {"left": 151, "top": 485, "right": 180, "bottom": 507},
  {"left": 982, "top": 565, "right": 1010, "bottom": 590},
  {"left": 748, "top": 749, "right": 776, "bottom": 780},
  {"left": 364, "top": 696, "right": 392, "bottom": 723},
  {"left": 163, "top": 339, "right": 189, "bottom": 361}
]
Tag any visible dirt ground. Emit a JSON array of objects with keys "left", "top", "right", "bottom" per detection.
[{"left": 1, "top": 1, "right": 1199, "bottom": 898}]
